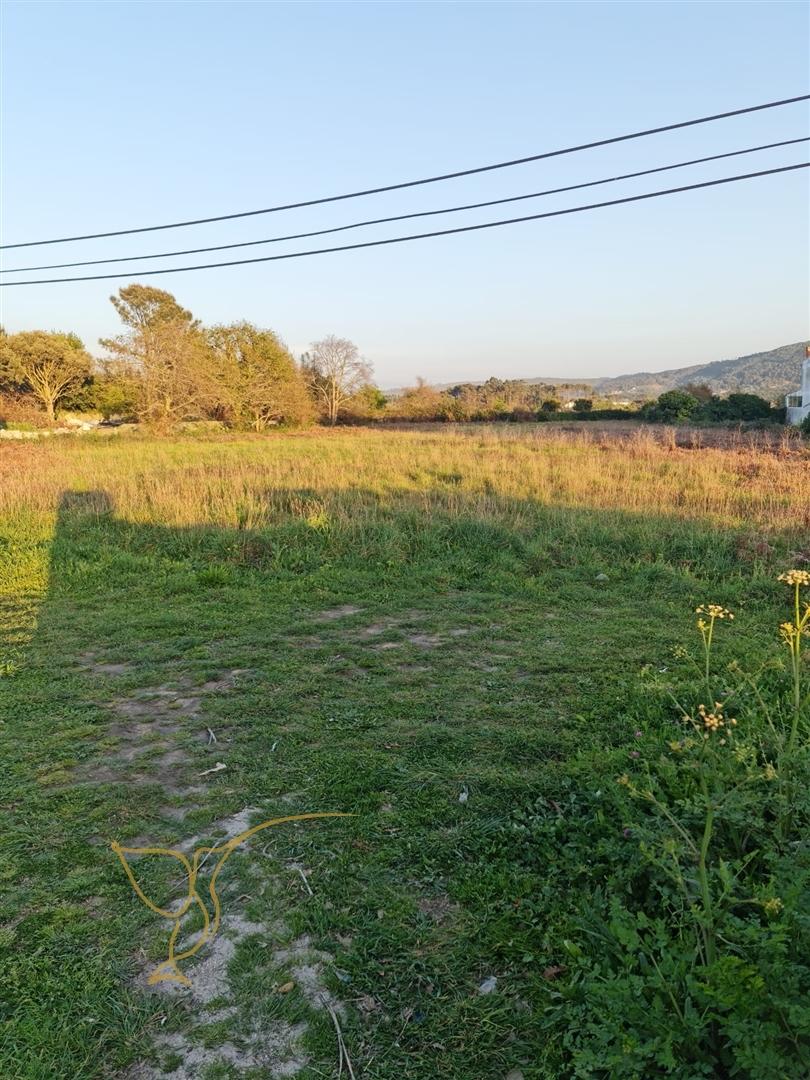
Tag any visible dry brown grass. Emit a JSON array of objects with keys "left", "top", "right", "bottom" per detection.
[{"left": 1, "top": 424, "right": 807, "bottom": 535}]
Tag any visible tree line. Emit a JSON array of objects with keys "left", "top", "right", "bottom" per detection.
[
  {"left": 0, "top": 285, "right": 783, "bottom": 429},
  {"left": 0, "top": 285, "right": 373, "bottom": 429}
]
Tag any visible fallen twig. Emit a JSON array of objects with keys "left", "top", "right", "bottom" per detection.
[
  {"left": 293, "top": 865, "right": 313, "bottom": 896},
  {"left": 199, "top": 761, "right": 227, "bottom": 777},
  {"left": 326, "top": 1002, "right": 356, "bottom": 1080}
]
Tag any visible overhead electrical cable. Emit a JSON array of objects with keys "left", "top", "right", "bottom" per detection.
[
  {"left": 2, "top": 162, "right": 805, "bottom": 287},
  {"left": 4, "top": 136, "right": 806, "bottom": 274},
  {"left": 1, "top": 93, "right": 807, "bottom": 250}
]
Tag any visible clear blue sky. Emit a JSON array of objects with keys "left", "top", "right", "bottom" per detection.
[{"left": 1, "top": 0, "right": 808, "bottom": 386}]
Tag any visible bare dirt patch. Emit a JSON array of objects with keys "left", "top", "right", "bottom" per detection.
[
  {"left": 180, "top": 806, "right": 261, "bottom": 852},
  {"left": 131, "top": 1019, "right": 308, "bottom": 1080},
  {"left": 315, "top": 604, "right": 363, "bottom": 620},
  {"left": 69, "top": 669, "right": 250, "bottom": 816},
  {"left": 77, "top": 650, "right": 134, "bottom": 677},
  {"left": 127, "top": 808, "right": 345, "bottom": 1079},
  {"left": 353, "top": 611, "right": 473, "bottom": 652},
  {"left": 272, "top": 934, "right": 344, "bottom": 1013},
  {"left": 417, "top": 894, "right": 459, "bottom": 924},
  {"left": 407, "top": 632, "right": 445, "bottom": 647}
]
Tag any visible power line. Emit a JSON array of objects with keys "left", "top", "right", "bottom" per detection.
[
  {"left": 2, "top": 94, "right": 808, "bottom": 251},
  {"left": 5, "top": 137, "right": 806, "bottom": 274},
  {"left": 2, "top": 163, "right": 805, "bottom": 287}
]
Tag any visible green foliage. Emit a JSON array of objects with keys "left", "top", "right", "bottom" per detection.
[
  {"left": 207, "top": 321, "right": 312, "bottom": 430},
  {"left": 645, "top": 389, "right": 701, "bottom": 422},
  {"left": 90, "top": 374, "right": 140, "bottom": 421},
  {"left": 106, "top": 283, "right": 197, "bottom": 332},
  {"left": 701, "top": 392, "right": 776, "bottom": 422},
  {"left": 642, "top": 389, "right": 778, "bottom": 425},
  {"left": 573, "top": 397, "right": 593, "bottom": 411},
  {"left": 507, "top": 578, "right": 810, "bottom": 1077},
  {"left": 0, "top": 331, "right": 92, "bottom": 421}
]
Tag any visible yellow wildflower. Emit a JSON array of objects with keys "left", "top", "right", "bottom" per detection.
[
  {"left": 763, "top": 897, "right": 784, "bottom": 916},
  {"left": 778, "top": 569, "right": 810, "bottom": 587},
  {"left": 695, "top": 604, "right": 734, "bottom": 620},
  {"left": 696, "top": 702, "right": 734, "bottom": 735}
]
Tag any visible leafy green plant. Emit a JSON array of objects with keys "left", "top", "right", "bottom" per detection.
[{"left": 530, "top": 573, "right": 810, "bottom": 1077}]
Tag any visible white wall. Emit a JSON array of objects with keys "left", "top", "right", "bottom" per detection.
[{"left": 785, "top": 359, "right": 810, "bottom": 425}]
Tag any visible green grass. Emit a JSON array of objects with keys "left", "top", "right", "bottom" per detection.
[{"left": 0, "top": 429, "right": 806, "bottom": 1078}]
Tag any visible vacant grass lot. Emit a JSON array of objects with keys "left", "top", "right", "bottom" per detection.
[{"left": 1, "top": 425, "right": 808, "bottom": 1079}]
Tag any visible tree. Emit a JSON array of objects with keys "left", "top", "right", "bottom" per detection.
[
  {"left": 0, "top": 330, "right": 92, "bottom": 421},
  {"left": 540, "top": 398, "right": 561, "bottom": 413},
  {"left": 650, "top": 389, "right": 700, "bottom": 422},
  {"left": 303, "top": 335, "right": 371, "bottom": 424},
  {"left": 574, "top": 397, "right": 593, "bottom": 412},
  {"left": 721, "top": 392, "right": 774, "bottom": 421},
  {"left": 101, "top": 285, "right": 212, "bottom": 425},
  {"left": 108, "top": 284, "right": 197, "bottom": 334},
  {"left": 207, "top": 322, "right": 312, "bottom": 430}
]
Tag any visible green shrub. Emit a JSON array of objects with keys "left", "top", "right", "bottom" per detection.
[
  {"left": 645, "top": 390, "right": 700, "bottom": 422},
  {"left": 698, "top": 392, "right": 776, "bottom": 422}
]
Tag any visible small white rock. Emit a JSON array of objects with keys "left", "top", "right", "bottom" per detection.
[{"left": 478, "top": 975, "right": 497, "bottom": 994}]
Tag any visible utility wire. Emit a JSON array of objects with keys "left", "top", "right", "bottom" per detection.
[
  {"left": 2, "top": 93, "right": 808, "bottom": 250},
  {"left": 2, "top": 163, "right": 805, "bottom": 287},
  {"left": 4, "top": 137, "right": 806, "bottom": 274}
]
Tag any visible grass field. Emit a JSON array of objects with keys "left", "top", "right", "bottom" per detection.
[{"left": 2, "top": 424, "right": 809, "bottom": 1079}]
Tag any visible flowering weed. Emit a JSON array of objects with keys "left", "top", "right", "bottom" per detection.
[{"left": 521, "top": 573, "right": 810, "bottom": 1077}]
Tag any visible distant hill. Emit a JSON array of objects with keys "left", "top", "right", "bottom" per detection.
[
  {"left": 385, "top": 342, "right": 807, "bottom": 403},
  {"left": 591, "top": 342, "right": 807, "bottom": 402}
]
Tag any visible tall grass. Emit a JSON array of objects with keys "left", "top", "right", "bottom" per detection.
[{"left": 2, "top": 425, "right": 807, "bottom": 535}]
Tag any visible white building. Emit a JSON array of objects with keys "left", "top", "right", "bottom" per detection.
[{"left": 785, "top": 346, "right": 810, "bottom": 425}]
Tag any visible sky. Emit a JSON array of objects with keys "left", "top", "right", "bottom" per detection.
[{"left": 1, "top": 0, "right": 808, "bottom": 387}]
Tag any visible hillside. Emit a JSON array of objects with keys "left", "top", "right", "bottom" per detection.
[
  {"left": 591, "top": 342, "right": 807, "bottom": 402},
  {"left": 388, "top": 342, "right": 807, "bottom": 403}
]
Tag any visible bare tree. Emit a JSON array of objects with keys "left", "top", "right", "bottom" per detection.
[
  {"left": 1, "top": 330, "right": 91, "bottom": 422},
  {"left": 303, "top": 335, "right": 371, "bottom": 424}
]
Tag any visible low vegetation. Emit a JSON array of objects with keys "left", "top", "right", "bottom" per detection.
[{"left": 1, "top": 425, "right": 808, "bottom": 1078}]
